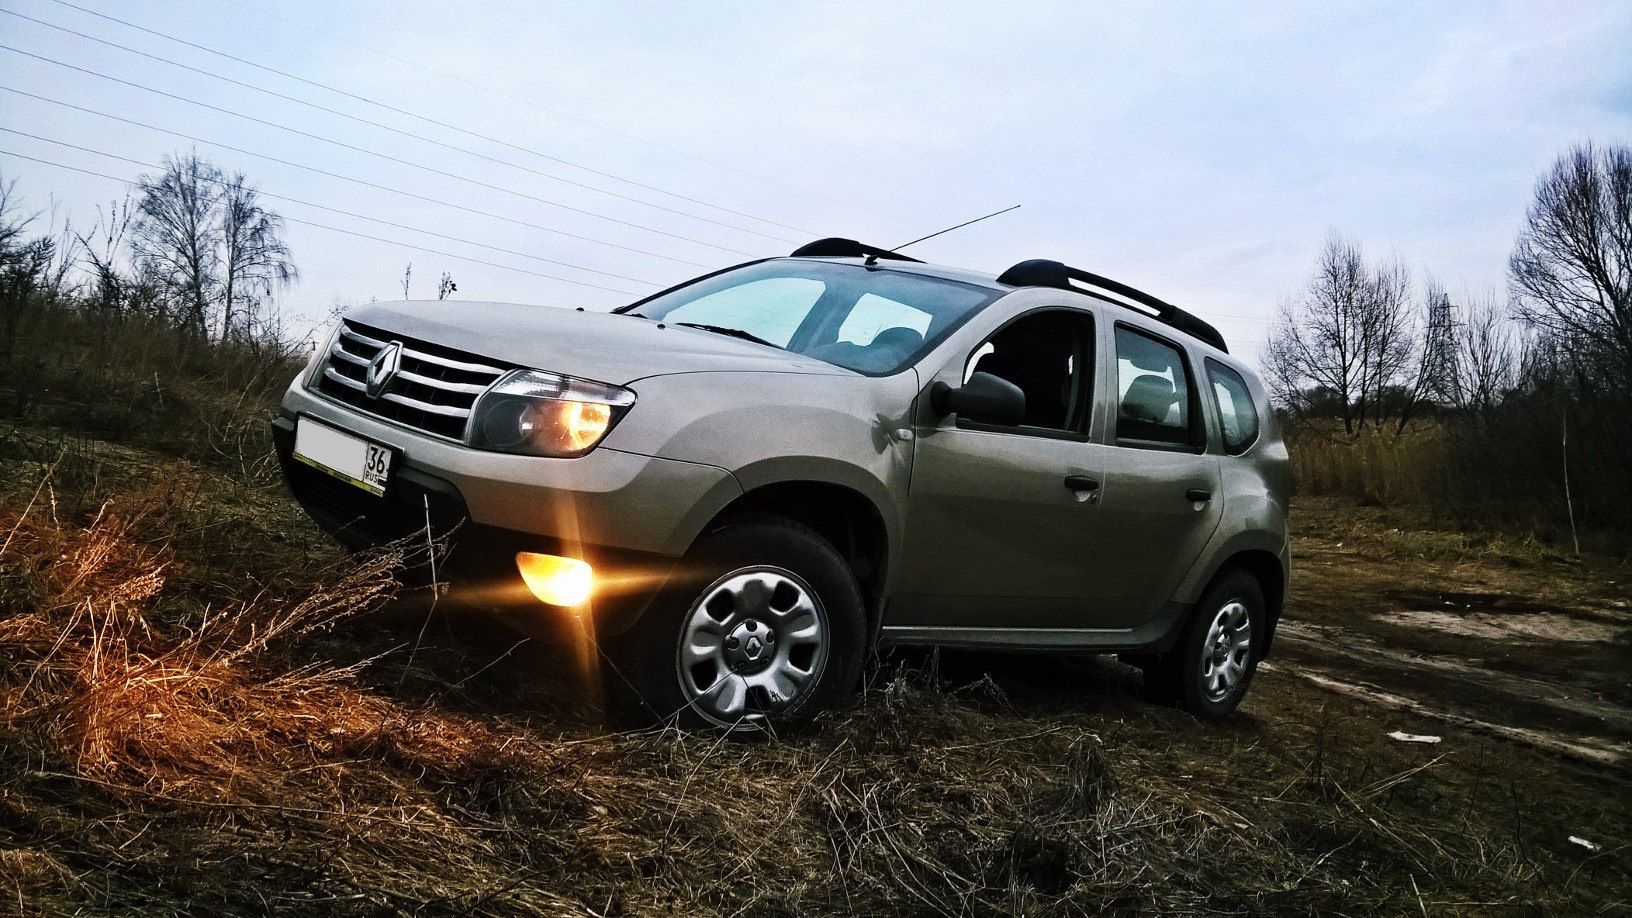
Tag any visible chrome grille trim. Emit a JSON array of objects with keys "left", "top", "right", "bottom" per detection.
[
  {"left": 328, "top": 347, "right": 369, "bottom": 368},
  {"left": 341, "top": 326, "right": 388, "bottom": 349},
  {"left": 401, "top": 348, "right": 509, "bottom": 376},
  {"left": 394, "top": 367, "right": 489, "bottom": 394},
  {"left": 315, "top": 321, "right": 511, "bottom": 441},
  {"left": 322, "top": 365, "right": 365, "bottom": 392}
]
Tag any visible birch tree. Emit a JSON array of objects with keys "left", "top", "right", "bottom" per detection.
[
  {"left": 220, "top": 173, "right": 296, "bottom": 341},
  {"left": 132, "top": 153, "right": 223, "bottom": 337}
]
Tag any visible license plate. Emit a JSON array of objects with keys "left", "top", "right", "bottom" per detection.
[{"left": 293, "top": 416, "right": 393, "bottom": 496}]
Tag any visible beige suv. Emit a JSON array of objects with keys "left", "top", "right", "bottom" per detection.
[{"left": 273, "top": 239, "right": 1290, "bottom": 734}]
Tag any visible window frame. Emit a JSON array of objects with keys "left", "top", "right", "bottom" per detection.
[
  {"left": 1205, "top": 357, "right": 1260, "bottom": 456},
  {"left": 1110, "top": 322, "right": 1206, "bottom": 453},
  {"left": 952, "top": 306, "right": 1097, "bottom": 442}
]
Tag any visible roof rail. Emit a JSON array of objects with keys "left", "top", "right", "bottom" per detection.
[
  {"left": 789, "top": 238, "right": 922, "bottom": 263},
  {"left": 996, "top": 259, "right": 1228, "bottom": 353}
]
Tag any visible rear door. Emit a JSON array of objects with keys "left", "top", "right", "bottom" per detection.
[{"left": 1085, "top": 324, "right": 1223, "bottom": 626}]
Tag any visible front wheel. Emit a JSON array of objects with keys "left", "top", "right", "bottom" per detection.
[
  {"left": 603, "top": 517, "right": 866, "bottom": 736},
  {"left": 1149, "top": 568, "right": 1263, "bottom": 719}
]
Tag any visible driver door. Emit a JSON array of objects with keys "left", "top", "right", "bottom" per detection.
[{"left": 890, "top": 307, "right": 1112, "bottom": 631}]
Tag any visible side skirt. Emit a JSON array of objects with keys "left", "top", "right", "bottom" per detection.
[{"left": 877, "top": 599, "right": 1193, "bottom": 653}]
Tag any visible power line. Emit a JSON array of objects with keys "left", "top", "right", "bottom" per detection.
[
  {"left": 0, "top": 43, "right": 759, "bottom": 257},
  {"left": 0, "top": 147, "right": 645, "bottom": 297},
  {"left": 0, "top": 85, "right": 717, "bottom": 269},
  {"left": 2, "top": 5, "right": 802, "bottom": 245},
  {"left": 44, "top": 0, "right": 821, "bottom": 240},
  {"left": 0, "top": 127, "right": 665, "bottom": 289},
  {"left": 213, "top": 0, "right": 918, "bottom": 227}
]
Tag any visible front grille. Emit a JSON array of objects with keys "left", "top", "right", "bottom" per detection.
[{"left": 317, "top": 321, "right": 509, "bottom": 440}]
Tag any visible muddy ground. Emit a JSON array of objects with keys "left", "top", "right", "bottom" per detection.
[
  {"left": 376, "top": 494, "right": 1632, "bottom": 911},
  {"left": 1272, "top": 500, "right": 1632, "bottom": 769}
]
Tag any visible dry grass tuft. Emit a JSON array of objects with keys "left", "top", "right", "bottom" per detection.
[{"left": 2, "top": 496, "right": 396, "bottom": 786}]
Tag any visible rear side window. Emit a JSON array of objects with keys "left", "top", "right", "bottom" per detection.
[
  {"left": 1207, "top": 359, "right": 1259, "bottom": 454},
  {"left": 1115, "top": 326, "right": 1195, "bottom": 447}
]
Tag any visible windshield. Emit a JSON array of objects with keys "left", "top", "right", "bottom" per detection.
[{"left": 623, "top": 260, "right": 1000, "bottom": 375}]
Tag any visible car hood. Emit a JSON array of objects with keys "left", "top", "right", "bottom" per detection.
[{"left": 343, "top": 300, "right": 850, "bottom": 385}]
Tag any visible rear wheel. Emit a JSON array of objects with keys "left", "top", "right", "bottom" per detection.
[
  {"left": 603, "top": 517, "right": 866, "bottom": 736},
  {"left": 1149, "top": 568, "right": 1262, "bottom": 719}
]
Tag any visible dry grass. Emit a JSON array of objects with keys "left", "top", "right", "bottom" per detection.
[
  {"left": 0, "top": 309, "right": 1624, "bottom": 914},
  {"left": 0, "top": 304, "right": 302, "bottom": 486},
  {"left": 1286, "top": 424, "right": 1454, "bottom": 510},
  {"left": 0, "top": 460, "right": 1611, "bottom": 915},
  {"left": 1292, "top": 496, "right": 1573, "bottom": 571},
  {"left": 1284, "top": 420, "right": 1629, "bottom": 554}
]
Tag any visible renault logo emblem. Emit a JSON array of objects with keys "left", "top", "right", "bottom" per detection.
[{"left": 365, "top": 342, "right": 403, "bottom": 399}]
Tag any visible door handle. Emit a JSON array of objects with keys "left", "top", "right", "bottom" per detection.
[
  {"left": 1064, "top": 475, "right": 1101, "bottom": 492},
  {"left": 1186, "top": 488, "right": 1213, "bottom": 502}
]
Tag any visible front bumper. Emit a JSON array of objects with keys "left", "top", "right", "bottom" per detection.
[{"left": 272, "top": 380, "right": 744, "bottom": 635}]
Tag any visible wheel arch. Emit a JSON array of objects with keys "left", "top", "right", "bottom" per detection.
[
  {"left": 1210, "top": 549, "right": 1285, "bottom": 659},
  {"left": 700, "top": 480, "right": 891, "bottom": 631}
]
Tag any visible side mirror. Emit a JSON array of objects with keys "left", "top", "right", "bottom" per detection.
[{"left": 930, "top": 371, "right": 1025, "bottom": 426}]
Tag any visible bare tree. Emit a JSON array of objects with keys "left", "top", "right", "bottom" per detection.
[
  {"left": 1509, "top": 143, "right": 1632, "bottom": 389},
  {"left": 0, "top": 176, "right": 84, "bottom": 361},
  {"left": 437, "top": 271, "right": 456, "bottom": 300},
  {"left": 132, "top": 153, "right": 224, "bottom": 336},
  {"left": 1265, "top": 238, "right": 1365, "bottom": 430},
  {"left": 80, "top": 196, "right": 140, "bottom": 319},
  {"left": 1265, "top": 235, "right": 1418, "bottom": 432},
  {"left": 1355, "top": 256, "right": 1415, "bottom": 428},
  {"left": 220, "top": 173, "right": 296, "bottom": 342},
  {"left": 128, "top": 154, "right": 295, "bottom": 342},
  {"left": 0, "top": 177, "right": 26, "bottom": 255},
  {"left": 1448, "top": 291, "right": 1519, "bottom": 425}
]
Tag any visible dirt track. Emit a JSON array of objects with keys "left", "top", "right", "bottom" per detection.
[{"left": 1273, "top": 503, "right": 1632, "bottom": 771}]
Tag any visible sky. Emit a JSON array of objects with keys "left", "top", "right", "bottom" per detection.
[{"left": 2, "top": 0, "right": 1630, "bottom": 368}]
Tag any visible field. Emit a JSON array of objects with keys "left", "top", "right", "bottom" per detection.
[{"left": 1, "top": 346, "right": 1629, "bottom": 915}]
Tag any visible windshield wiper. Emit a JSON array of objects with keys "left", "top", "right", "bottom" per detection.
[{"left": 674, "top": 323, "right": 779, "bottom": 349}]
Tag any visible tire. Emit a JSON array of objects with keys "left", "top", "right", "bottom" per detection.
[
  {"left": 602, "top": 516, "right": 866, "bottom": 737},
  {"left": 1149, "top": 568, "right": 1263, "bottom": 719}
]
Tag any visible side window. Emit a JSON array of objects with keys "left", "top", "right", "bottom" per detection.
[
  {"left": 961, "top": 310, "right": 1093, "bottom": 433},
  {"left": 658, "top": 277, "right": 825, "bottom": 348},
  {"left": 1115, "top": 326, "right": 1195, "bottom": 447},
  {"left": 1207, "top": 359, "right": 1259, "bottom": 454},
  {"left": 836, "top": 293, "right": 932, "bottom": 346}
]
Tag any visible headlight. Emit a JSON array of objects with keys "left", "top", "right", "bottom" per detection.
[{"left": 468, "top": 369, "right": 635, "bottom": 457}]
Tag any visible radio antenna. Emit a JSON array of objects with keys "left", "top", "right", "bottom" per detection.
[{"left": 892, "top": 204, "right": 1021, "bottom": 251}]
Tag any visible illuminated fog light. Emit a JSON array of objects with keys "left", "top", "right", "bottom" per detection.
[{"left": 516, "top": 552, "right": 593, "bottom": 607}]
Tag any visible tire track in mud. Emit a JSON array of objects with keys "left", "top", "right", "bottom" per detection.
[{"left": 1269, "top": 619, "right": 1632, "bottom": 769}]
